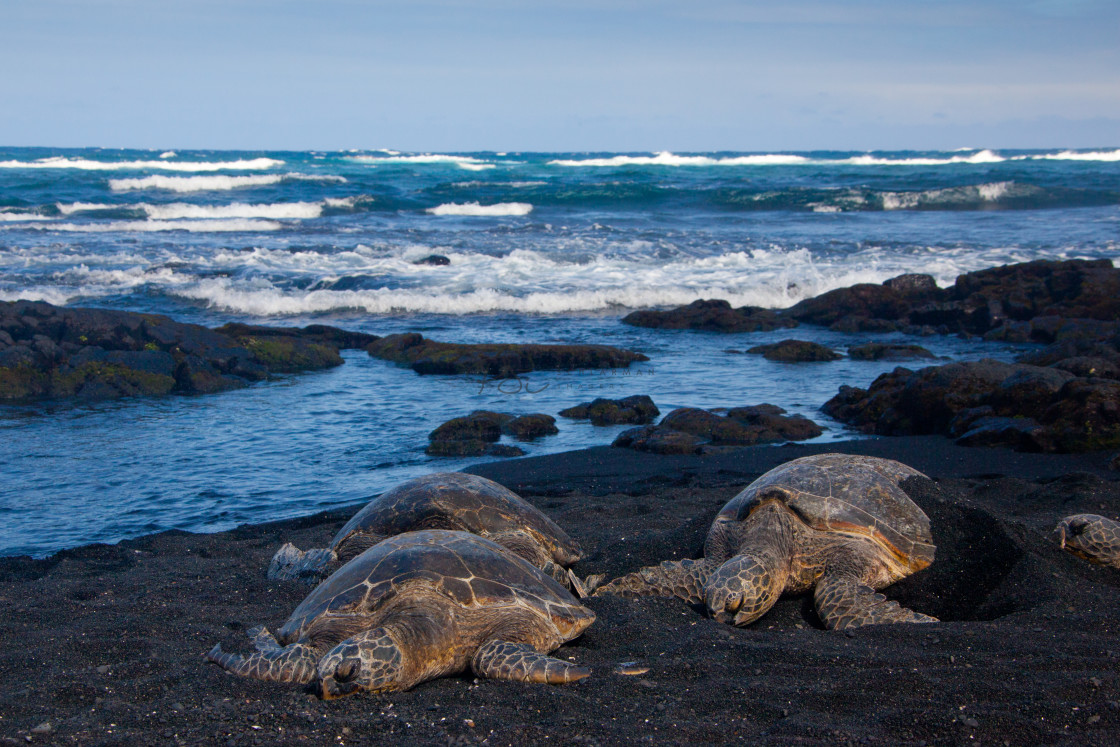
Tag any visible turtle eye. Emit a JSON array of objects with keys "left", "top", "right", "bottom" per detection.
[{"left": 335, "top": 659, "right": 359, "bottom": 682}]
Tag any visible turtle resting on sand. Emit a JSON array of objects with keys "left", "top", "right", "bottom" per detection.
[
  {"left": 595, "top": 454, "right": 938, "bottom": 630},
  {"left": 269, "top": 473, "right": 597, "bottom": 594},
  {"left": 209, "top": 530, "right": 595, "bottom": 697},
  {"left": 1055, "top": 514, "right": 1120, "bottom": 569}
]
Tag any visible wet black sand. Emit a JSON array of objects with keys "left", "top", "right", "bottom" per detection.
[{"left": 1, "top": 436, "right": 1118, "bottom": 745}]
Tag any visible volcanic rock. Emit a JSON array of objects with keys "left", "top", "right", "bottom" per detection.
[{"left": 559, "top": 395, "right": 660, "bottom": 425}]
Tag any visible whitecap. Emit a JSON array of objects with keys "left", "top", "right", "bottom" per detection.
[
  {"left": 426, "top": 202, "right": 533, "bottom": 217},
  {"left": 108, "top": 173, "right": 344, "bottom": 192},
  {"left": 0, "top": 156, "right": 282, "bottom": 171},
  {"left": 840, "top": 150, "right": 1004, "bottom": 166},
  {"left": 7, "top": 219, "right": 283, "bottom": 232},
  {"left": 141, "top": 202, "right": 323, "bottom": 220},
  {"left": 1029, "top": 149, "right": 1120, "bottom": 162},
  {"left": 0, "top": 211, "right": 49, "bottom": 222},
  {"left": 548, "top": 151, "right": 809, "bottom": 167}
]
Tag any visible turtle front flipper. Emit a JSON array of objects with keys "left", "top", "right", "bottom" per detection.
[
  {"left": 1056, "top": 514, "right": 1120, "bottom": 569},
  {"left": 592, "top": 559, "right": 711, "bottom": 605},
  {"left": 267, "top": 543, "right": 339, "bottom": 585},
  {"left": 206, "top": 639, "right": 320, "bottom": 684},
  {"left": 814, "top": 573, "right": 937, "bottom": 630},
  {"left": 471, "top": 640, "right": 590, "bottom": 684}
]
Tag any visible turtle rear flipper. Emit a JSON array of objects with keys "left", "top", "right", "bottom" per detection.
[
  {"left": 267, "top": 543, "right": 338, "bottom": 585},
  {"left": 814, "top": 574, "right": 937, "bottom": 630},
  {"left": 471, "top": 640, "right": 590, "bottom": 684}
]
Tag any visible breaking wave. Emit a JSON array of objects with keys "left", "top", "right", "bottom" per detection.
[
  {"left": 549, "top": 152, "right": 810, "bottom": 167},
  {"left": 426, "top": 202, "right": 533, "bottom": 216},
  {"left": 8, "top": 219, "right": 283, "bottom": 232},
  {"left": 0, "top": 156, "right": 282, "bottom": 171},
  {"left": 108, "top": 173, "right": 344, "bottom": 192}
]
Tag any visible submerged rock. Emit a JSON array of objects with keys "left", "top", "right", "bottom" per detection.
[
  {"left": 426, "top": 410, "right": 555, "bottom": 457},
  {"left": 847, "top": 343, "right": 936, "bottom": 361},
  {"left": 559, "top": 395, "right": 659, "bottom": 425},
  {"left": 747, "top": 339, "right": 842, "bottom": 362},
  {"left": 621, "top": 299, "right": 797, "bottom": 332},
  {"left": 368, "top": 333, "right": 648, "bottom": 377}
]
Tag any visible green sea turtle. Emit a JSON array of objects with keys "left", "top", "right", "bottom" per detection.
[
  {"left": 209, "top": 530, "right": 596, "bottom": 697},
  {"left": 1056, "top": 514, "right": 1120, "bottom": 569},
  {"left": 595, "top": 453, "right": 938, "bottom": 630},
  {"left": 269, "top": 473, "right": 594, "bottom": 593}
]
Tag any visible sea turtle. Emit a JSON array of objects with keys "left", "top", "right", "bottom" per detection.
[
  {"left": 595, "top": 453, "right": 938, "bottom": 630},
  {"left": 208, "top": 530, "right": 596, "bottom": 697},
  {"left": 1055, "top": 514, "right": 1120, "bottom": 569},
  {"left": 269, "top": 473, "right": 594, "bottom": 593}
]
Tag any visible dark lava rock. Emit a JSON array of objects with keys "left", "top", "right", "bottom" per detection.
[
  {"left": 612, "top": 425, "right": 705, "bottom": 455},
  {"left": 368, "top": 332, "right": 648, "bottom": 377},
  {"left": 427, "top": 410, "right": 551, "bottom": 456},
  {"left": 784, "top": 282, "right": 919, "bottom": 329},
  {"left": 0, "top": 300, "right": 365, "bottom": 403},
  {"left": 621, "top": 299, "right": 798, "bottom": 332},
  {"left": 847, "top": 343, "right": 936, "bottom": 361},
  {"left": 612, "top": 404, "right": 822, "bottom": 454},
  {"left": 784, "top": 260, "right": 1120, "bottom": 338},
  {"left": 559, "top": 394, "right": 659, "bottom": 425},
  {"left": 823, "top": 358, "right": 1120, "bottom": 452},
  {"left": 414, "top": 254, "right": 451, "bottom": 266},
  {"left": 747, "top": 339, "right": 842, "bottom": 362},
  {"left": 501, "top": 413, "right": 559, "bottom": 441},
  {"left": 428, "top": 411, "right": 507, "bottom": 444}
]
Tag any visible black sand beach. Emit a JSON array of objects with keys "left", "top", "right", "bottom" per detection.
[{"left": 1, "top": 436, "right": 1118, "bottom": 746}]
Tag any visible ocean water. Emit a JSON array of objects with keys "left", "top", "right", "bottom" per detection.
[{"left": 1, "top": 146, "right": 1118, "bottom": 557}]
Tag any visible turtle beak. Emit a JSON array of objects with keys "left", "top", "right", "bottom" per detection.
[{"left": 1056, "top": 523, "right": 1067, "bottom": 550}]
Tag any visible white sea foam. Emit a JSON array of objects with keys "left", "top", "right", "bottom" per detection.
[
  {"left": 108, "top": 173, "right": 343, "bottom": 192},
  {"left": 1028, "top": 149, "right": 1120, "bottom": 162},
  {"left": 56, "top": 202, "right": 119, "bottom": 215},
  {"left": 348, "top": 154, "right": 495, "bottom": 170},
  {"left": 159, "top": 151, "right": 177, "bottom": 159},
  {"left": 144, "top": 245, "right": 979, "bottom": 316},
  {"left": 7, "top": 219, "right": 283, "bottom": 232},
  {"left": 0, "top": 211, "right": 49, "bottom": 222},
  {"left": 841, "top": 150, "right": 1004, "bottom": 166},
  {"left": 549, "top": 151, "right": 810, "bottom": 167},
  {"left": 141, "top": 202, "right": 323, "bottom": 220},
  {"left": 0, "top": 156, "right": 282, "bottom": 171},
  {"left": 879, "top": 181, "right": 1018, "bottom": 210},
  {"left": 427, "top": 202, "right": 533, "bottom": 217}
]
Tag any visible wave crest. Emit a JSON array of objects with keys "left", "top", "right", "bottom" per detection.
[
  {"left": 108, "top": 173, "right": 344, "bottom": 192},
  {"left": 426, "top": 202, "right": 533, "bottom": 216},
  {"left": 0, "top": 156, "right": 282, "bottom": 171}
]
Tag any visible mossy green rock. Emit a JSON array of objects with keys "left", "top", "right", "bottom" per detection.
[{"left": 0, "top": 300, "right": 369, "bottom": 403}]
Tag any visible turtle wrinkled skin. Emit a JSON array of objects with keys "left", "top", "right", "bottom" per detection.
[
  {"left": 209, "top": 530, "right": 596, "bottom": 697},
  {"left": 1056, "top": 514, "right": 1120, "bottom": 569},
  {"left": 596, "top": 454, "right": 938, "bottom": 630},
  {"left": 269, "top": 473, "right": 593, "bottom": 593}
]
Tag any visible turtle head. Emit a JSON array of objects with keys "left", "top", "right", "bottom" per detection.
[
  {"left": 1055, "top": 513, "right": 1120, "bottom": 565},
  {"left": 316, "top": 628, "right": 405, "bottom": 699},
  {"left": 705, "top": 554, "right": 786, "bottom": 627}
]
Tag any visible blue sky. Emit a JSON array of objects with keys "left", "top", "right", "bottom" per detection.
[{"left": 1, "top": 0, "right": 1117, "bottom": 151}]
